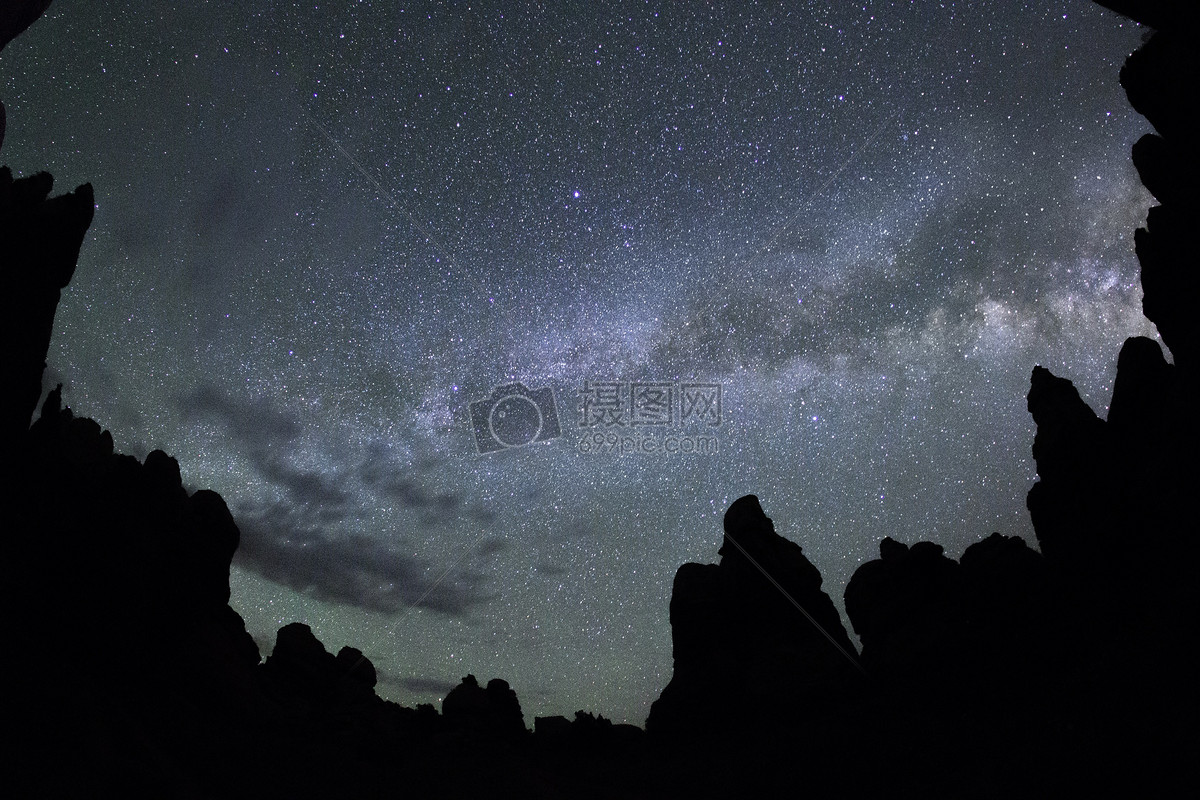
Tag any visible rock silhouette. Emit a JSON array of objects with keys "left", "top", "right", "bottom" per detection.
[
  {"left": 644, "top": 495, "right": 871, "bottom": 796},
  {"left": 442, "top": 674, "right": 528, "bottom": 740},
  {"left": 1098, "top": 0, "right": 1200, "bottom": 375},
  {"left": 1014, "top": 2, "right": 1200, "bottom": 788},
  {"left": 1, "top": 168, "right": 94, "bottom": 442},
  {"left": 1021, "top": 338, "right": 1197, "bottom": 794},
  {"left": 647, "top": 494, "right": 862, "bottom": 743},
  {"left": 1, "top": 1, "right": 54, "bottom": 155},
  {"left": 0, "top": 1, "right": 52, "bottom": 53}
]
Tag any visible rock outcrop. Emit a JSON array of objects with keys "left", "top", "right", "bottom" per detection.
[
  {"left": 1097, "top": 0, "right": 1199, "bottom": 374},
  {"left": 442, "top": 674, "right": 528, "bottom": 740},
  {"left": 0, "top": 0, "right": 53, "bottom": 53},
  {"left": 1, "top": 1, "right": 55, "bottom": 154},
  {"left": 9, "top": 380, "right": 264, "bottom": 797},
  {"left": 647, "top": 494, "right": 863, "bottom": 741},
  {"left": 1021, "top": 340, "right": 1196, "bottom": 791},
  {"left": 1009, "top": 6, "right": 1200, "bottom": 785},
  {"left": 1, "top": 168, "right": 94, "bottom": 443}
]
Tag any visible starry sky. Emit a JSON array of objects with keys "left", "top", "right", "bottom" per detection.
[{"left": 2, "top": 0, "right": 1158, "bottom": 725}]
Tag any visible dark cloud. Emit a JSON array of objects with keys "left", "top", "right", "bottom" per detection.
[
  {"left": 179, "top": 384, "right": 302, "bottom": 448},
  {"left": 256, "top": 457, "right": 350, "bottom": 508},
  {"left": 180, "top": 385, "right": 349, "bottom": 508},
  {"left": 178, "top": 388, "right": 500, "bottom": 626},
  {"left": 234, "top": 502, "right": 497, "bottom": 616},
  {"left": 474, "top": 537, "right": 508, "bottom": 557},
  {"left": 535, "top": 559, "right": 568, "bottom": 577},
  {"left": 358, "top": 440, "right": 494, "bottom": 526}
]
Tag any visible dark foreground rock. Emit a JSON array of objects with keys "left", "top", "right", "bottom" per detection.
[{"left": 648, "top": 495, "right": 864, "bottom": 738}]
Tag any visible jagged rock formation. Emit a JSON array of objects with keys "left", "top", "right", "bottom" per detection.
[
  {"left": 1026, "top": 341, "right": 1193, "bottom": 585},
  {"left": 844, "top": 533, "right": 1074, "bottom": 789},
  {"left": 2, "top": 8, "right": 91, "bottom": 439},
  {"left": 1021, "top": 338, "right": 1196, "bottom": 789},
  {"left": 262, "top": 622, "right": 380, "bottom": 709},
  {"left": 845, "top": 538, "right": 966, "bottom": 685},
  {"left": 1025, "top": 365, "right": 1118, "bottom": 573},
  {"left": 442, "top": 674, "right": 528, "bottom": 740},
  {"left": 23, "top": 386, "right": 248, "bottom": 631},
  {"left": 9, "top": 383, "right": 264, "bottom": 797},
  {"left": 0, "top": 0, "right": 52, "bottom": 52},
  {"left": 534, "top": 710, "right": 644, "bottom": 753},
  {"left": 1028, "top": 0, "right": 1197, "bottom": 709},
  {"left": 1, "top": 168, "right": 94, "bottom": 443},
  {"left": 1, "top": 2, "right": 55, "bottom": 154},
  {"left": 999, "top": 3, "right": 1200, "bottom": 787},
  {"left": 647, "top": 494, "right": 863, "bottom": 742},
  {"left": 1104, "top": 1, "right": 1200, "bottom": 373}
]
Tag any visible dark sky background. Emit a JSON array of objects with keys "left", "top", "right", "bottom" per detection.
[{"left": 2, "top": 0, "right": 1157, "bottom": 724}]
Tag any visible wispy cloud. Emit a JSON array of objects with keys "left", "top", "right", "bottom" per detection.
[
  {"left": 235, "top": 503, "right": 501, "bottom": 616},
  {"left": 182, "top": 385, "right": 501, "bottom": 615}
]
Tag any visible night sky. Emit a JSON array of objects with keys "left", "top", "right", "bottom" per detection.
[{"left": 2, "top": 0, "right": 1157, "bottom": 724}]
